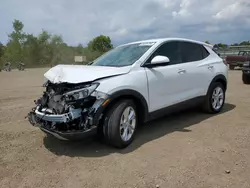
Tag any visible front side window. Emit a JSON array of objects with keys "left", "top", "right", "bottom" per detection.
[
  {"left": 148, "top": 41, "right": 182, "bottom": 65},
  {"left": 91, "top": 42, "right": 155, "bottom": 67}
]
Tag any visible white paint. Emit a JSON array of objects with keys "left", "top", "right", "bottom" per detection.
[{"left": 151, "top": 55, "right": 170, "bottom": 64}]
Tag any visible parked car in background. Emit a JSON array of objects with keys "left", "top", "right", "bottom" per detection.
[
  {"left": 27, "top": 37, "right": 228, "bottom": 148},
  {"left": 242, "top": 61, "right": 250, "bottom": 84},
  {"left": 225, "top": 50, "right": 250, "bottom": 70}
]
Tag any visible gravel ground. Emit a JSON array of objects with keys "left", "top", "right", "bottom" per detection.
[{"left": 0, "top": 68, "right": 250, "bottom": 188}]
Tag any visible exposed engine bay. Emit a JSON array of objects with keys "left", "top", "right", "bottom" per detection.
[{"left": 27, "top": 80, "right": 109, "bottom": 140}]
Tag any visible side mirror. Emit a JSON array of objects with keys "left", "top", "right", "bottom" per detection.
[{"left": 151, "top": 55, "right": 170, "bottom": 65}]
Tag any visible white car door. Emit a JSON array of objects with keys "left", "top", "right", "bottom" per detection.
[{"left": 143, "top": 41, "right": 191, "bottom": 112}]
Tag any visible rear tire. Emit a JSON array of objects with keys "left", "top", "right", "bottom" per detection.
[
  {"left": 202, "top": 82, "right": 225, "bottom": 114},
  {"left": 103, "top": 99, "right": 138, "bottom": 149},
  {"left": 242, "top": 73, "right": 250, "bottom": 84}
]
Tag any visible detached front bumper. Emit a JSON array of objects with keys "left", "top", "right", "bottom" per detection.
[{"left": 39, "top": 126, "right": 98, "bottom": 141}]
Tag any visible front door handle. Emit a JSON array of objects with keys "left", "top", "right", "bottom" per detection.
[{"left": 178, "top": 69, "right": 186, "bottom": 74}]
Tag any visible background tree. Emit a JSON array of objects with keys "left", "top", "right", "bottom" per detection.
[
  {"left": 216, "top": 43, "right": 228, "bottom": 49},
  {"left": 0, "top": 42, "right": 4, "bottom": 57},
  {"left": 76, "top": 44, "right": 84, "bottom": 55},
  {"left": 88, "top": 35, "right": 113, "bottom": 53},
  {"left": 0, "top": 19, "right": 116, "bottom": 68},
  {"left": 48, "top": 34, "right": 64, "bottom": 66},
  {"left": 0, "top": 42, "right": 5, "bottom": 66},
  {"left": 239, "top": 41, "right": 250, "bottom": 46},
  {"left": 4, "top": 20, "right": 26, "bottom": 64},
  {"left": 23, "top": 34, "right": 40, "bottom": 66},
  {"left": 37, "top": 30, "right": 51, "bottom": 66}
]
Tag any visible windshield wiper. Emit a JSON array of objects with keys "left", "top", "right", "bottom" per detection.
[{"left": 87, "top": 61, "right": 94, "bottom": 65}]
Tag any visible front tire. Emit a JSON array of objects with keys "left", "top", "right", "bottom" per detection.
[
  {"left": 103, "top": 100, "right": 138, "bottom": 149},
  {"left": 242, "top": 73, "right": 250, "bottom": 84},
  {"left": 203, "top": 82, "right": 225, "bottom": 114}
]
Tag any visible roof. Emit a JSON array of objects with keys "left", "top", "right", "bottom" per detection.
[{"left": 119, "top": 37, "right": 213, "bottom": 48}]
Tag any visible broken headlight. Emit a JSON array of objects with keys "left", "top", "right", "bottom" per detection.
[
  {"left": 64, "top": 83, "right": 99, "bottom": 101},
  {"left": 91, "top": 90, "right": 109, "bottom": 100}
]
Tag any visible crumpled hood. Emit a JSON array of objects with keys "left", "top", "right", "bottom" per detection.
[{"left": 44, "top": 64, "right": 132, "bottom": 84}]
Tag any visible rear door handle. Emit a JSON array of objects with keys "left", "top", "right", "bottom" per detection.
[{"left": 178, "top": 69, "right": 186, "bottom": 74}]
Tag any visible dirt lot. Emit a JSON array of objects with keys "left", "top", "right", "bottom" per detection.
[{"left": 0, "top": 68, "right": 250, "bottom": 188}]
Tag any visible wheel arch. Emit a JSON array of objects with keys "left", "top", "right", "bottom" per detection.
[
  {"left": 208, "top": 74, "right": 227, "bottom": 93},
  {"left": 202, "top": 75, "right": 227, "bottom": 114},
  {"left": 98, "top": 89, "right": 149, "bottom": 126}
]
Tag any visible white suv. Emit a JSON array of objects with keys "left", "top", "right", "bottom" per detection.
[{"left": 27, "top": 38, "right": 228, "bottom": 148}]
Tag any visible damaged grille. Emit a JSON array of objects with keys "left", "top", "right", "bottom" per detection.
[
  {"left": 36, "top": 92, "right": 66, "bottom": 114},
  {"left": 36, "top": 83, "right": 96, "bottom": 114},
  {"left": 28, "top": 81, "right": 99, "bottom": 133}
]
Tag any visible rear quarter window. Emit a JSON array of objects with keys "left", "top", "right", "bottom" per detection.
[{"left": 202, "top": 46, "right": 210, "bottom": 58}]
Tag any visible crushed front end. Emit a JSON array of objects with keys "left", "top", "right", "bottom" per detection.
[{"left": 27, "top": 80, "right": 109, "bottom": 140}]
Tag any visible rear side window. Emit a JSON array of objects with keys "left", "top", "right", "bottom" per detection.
[{"left": 180, "top": 42, "right": 204, "bottom": 63}]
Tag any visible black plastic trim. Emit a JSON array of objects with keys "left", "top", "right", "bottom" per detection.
[
  {"left": 146, "top": 96, "right": 206, "bottom": 122},
  {"left": 209, "top": 74, "right": 227, "bottom": 91},
  {"left": 143, "top": 62, "right": 170, "bottom": 68}
]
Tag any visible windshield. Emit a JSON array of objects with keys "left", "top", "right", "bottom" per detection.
[{"left": 90, "top": 42, "right": 155, "bottom": 67}]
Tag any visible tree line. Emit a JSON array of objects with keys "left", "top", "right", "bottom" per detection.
[
  {"left": 0, "top": 19, "right": 113, "bottom": 68},
  {"left": 0, "top": 19, "right": 249, "bottom": 68},
  {"left": 205, "top": 40, "right": 250, "bottom": 48}
]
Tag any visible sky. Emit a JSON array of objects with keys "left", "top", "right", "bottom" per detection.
[{"left": 0, "top": 0, "right": 249, "bottom": 46}]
